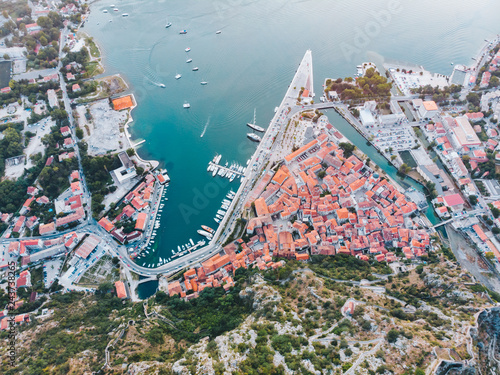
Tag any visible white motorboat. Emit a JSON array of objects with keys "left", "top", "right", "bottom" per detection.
[
  {"left": 183, "top": 102, "right": 190, "bottom": 108},
  {"left": 197, "top": 230, "right": 213, "bottom": 239},
  {"left": 175, "top": 74, "right": 181, "bottom": 79}
]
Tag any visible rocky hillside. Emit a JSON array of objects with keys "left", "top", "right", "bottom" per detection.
[{"left": 0, "top": 253, "right": 498, "bottom": 375}]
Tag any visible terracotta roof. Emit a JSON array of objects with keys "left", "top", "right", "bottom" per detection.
[
  {"left": 112, "top": 95, "right": 134, "bottom": 111},
  {"left": 115, "top": 281, "right": 127, "bottom": 299}
]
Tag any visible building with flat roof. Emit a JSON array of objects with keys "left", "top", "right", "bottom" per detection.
[
  {"left": 359, "top": 109, "right": 376, "bottom": 127},
  {"left": 449, "top": 116, "right": 481, "bottom": 150}
]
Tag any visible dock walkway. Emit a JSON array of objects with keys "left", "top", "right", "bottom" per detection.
[{"left": 208, "top": 162, "right": 244, "bottom": 177}]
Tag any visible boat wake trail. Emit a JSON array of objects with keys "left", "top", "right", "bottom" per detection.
[
  {"left": 200, "top": 116, "right": 210, "bottom": 137},
  {"left": 143, "top": 69, "right": 165, "bottom": 88}
]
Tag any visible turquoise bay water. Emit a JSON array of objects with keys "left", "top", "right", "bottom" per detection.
[{"left": 85, "top": 0, "right": 500, "bottom": 269}]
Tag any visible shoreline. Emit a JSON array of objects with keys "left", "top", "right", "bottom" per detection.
[
  {"left": 122, "top": 94, "right": 160, "bottom": 171},
  {"left": 76, "top": 15, "right": 160, "bottom": 172}
]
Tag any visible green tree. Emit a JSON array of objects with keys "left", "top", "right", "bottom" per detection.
[
  {"left": 39, "top": 36, "right": 48, "bottom": 47},
  {"left": 469, "top": 195, "right": 478, "bottom": 205},
  {"left": 386, "top": 329, "right": 399, "bottom": 343},
  {"left": 490, "top": 76, "right": 500, "bottom": 88},
  {"left": 75, "top": 128, "right": 84, "bottom": 139},
  {"left": 491, "top": 206, "right": 500, "bottom": 218},
  {"left": 339, "top": 142, "right": 355, "bottom": 158}
]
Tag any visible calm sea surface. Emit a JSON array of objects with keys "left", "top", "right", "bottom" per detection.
[{"left": 85, "top": 0, "right": 500, "bottom": 272}]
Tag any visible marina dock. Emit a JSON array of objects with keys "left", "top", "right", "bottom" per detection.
[
  {"left": 207, "top": 162, "right": 245, "bottom": 177},
  {"left": 172, "top": 240, "right": 206, "bottom": 258}
]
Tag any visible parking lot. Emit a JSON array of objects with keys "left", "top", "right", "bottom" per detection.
[
  {"left": 370, "top": 126, "right": 416, "bottom": 152},
  {"left": 388, "top": 67, "right": 450, "bottom": 96},
  {"left": 43, "top": 259, "right": 64, "bottom": 288}
]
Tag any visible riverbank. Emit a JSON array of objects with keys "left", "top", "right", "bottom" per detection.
[{"left": 331, "top": 104, "right": 438, "bottom": 226}]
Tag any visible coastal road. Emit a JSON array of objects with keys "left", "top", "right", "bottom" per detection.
[{"left": 57, "top": 27, "right": 93, "bottom": 222}]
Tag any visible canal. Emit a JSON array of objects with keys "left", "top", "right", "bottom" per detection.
[{"left": 325, "top": 110, "right": 441, "bottom": 226}]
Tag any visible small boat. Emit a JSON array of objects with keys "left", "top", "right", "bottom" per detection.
[
  {"left": 186, "top": 58, "right": 192, "bottom": 63},
  {"left": 103, "top": 9, "right": 108, "bottom": 13},
  {"left": 216, "top": 30, "right": 222, "bottom": 34},
  {"left": 229, "top": 174, "right": 235, "bottom": 182},
  {"left": 247, "top": 133, "right": 262, "bottom": 142},
  {"left": 197, "top": 230, "right": 213, "bottom": 239},
  {"left": 201, "top": 81, "right": 208, "bottom": 85},
  {"left": 179, "top": 30, "right": 187, "bottom": 34},
  {"left": 165, "top": 22, "right": 172, "bottom": 28},
  {"left": 183, "top": 102, "right": 190, "bottom": 108},
  {"left": 113, "top": 8, "right": 118, "bottom": 11},
  {"left": 175, "top": 74, "right": 181, "bottom": 79},
  {"left": 214, "top": 218, "right": 221, "bottom": 223},
  {"left": 122, "top": 13, "right": 129, "bottom": 17},
  {"left": 192, "top": 67, "right": 199, "bottom": 71},
  {"left": 190, "top": 238, "right": 194, "bottom": 246},
  {"left": 212, "top": 167, "right": 218, "bottom": 177},
  {"left": 185, "top": 47, "right": 191, "bottom": 52},
  {"left": 202, "top": 225, "right": 215, "bottom": 234},
  {"left": 159, "top": 83, "right": 166, "bottom": 88},
  {"left": 247, "top": 108, "right": 265, "bottom": 132}
]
